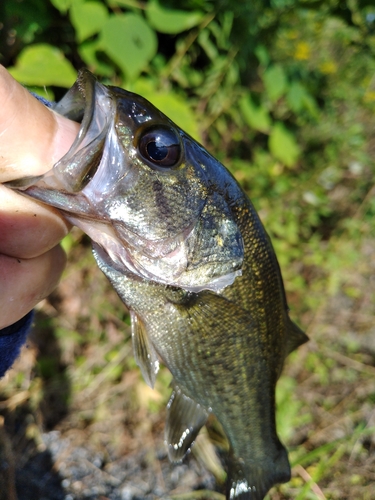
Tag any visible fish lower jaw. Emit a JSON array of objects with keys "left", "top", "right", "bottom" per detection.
[
  {"left": 67, "top": 216, "right": 139, "bottom": 275},
  {"left": 69, "top": 215, "right": 242, "bottom": 292},
  {"left": 125, "top": 244, "right": 243, "bottom": 292}
]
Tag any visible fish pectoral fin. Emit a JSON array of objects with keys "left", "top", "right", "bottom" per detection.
[
  {"left": 226, "top": 447, "right": 291, "bottom": 500},
  {"left": 285, "top": 317, "right": 308, "bottom": 356},
  {"left": 165, "top": 384, "right": 209, "bottom": 463},
  {"left": 130, "top": 311, "right": 159, "bottom": 389}
]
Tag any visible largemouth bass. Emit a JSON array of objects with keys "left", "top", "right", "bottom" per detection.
[{"left": 6, "top": 70, "right": 308, "bottom": 500}]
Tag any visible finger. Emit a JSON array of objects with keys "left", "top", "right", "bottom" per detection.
[
  {"left": 0, "top": 185, "right": 69, "bottom": 259},
  {"left": 0, "top": 66, "right": 79, "bottom": 259},
  {"left": 0, "top": 65, "right": 80, "bottom": 182},
  {"left": 0, "top": 245, "right": 67, "bottom": 329}
]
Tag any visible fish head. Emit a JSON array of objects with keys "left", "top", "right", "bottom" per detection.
[{"left": 7, "top": 70, "right": 244, "bottom": 292}]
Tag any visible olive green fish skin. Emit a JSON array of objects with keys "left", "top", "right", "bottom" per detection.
[
  {"left": 93, "top": 194, "right": 293, "bottom": 499},
  {"left": 5, "top": 70, "right": 308, "bottom": 500}
]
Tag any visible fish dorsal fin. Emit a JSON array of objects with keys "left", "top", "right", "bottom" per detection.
[
  {"left": 165, "top": 384, "right": 209, "bottom": 463},
  {"left": 130, "top": 311, "right": 159, "bottom": 388},
  {"left": 286, "top": 317, "right": 309, "bottom": 356}
]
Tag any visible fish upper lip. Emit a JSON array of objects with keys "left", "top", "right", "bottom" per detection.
[{"left": 51, "top": 73, "right": 115, "bottom": 193}]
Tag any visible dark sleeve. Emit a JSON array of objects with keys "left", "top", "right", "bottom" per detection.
[{"left": 0, "top": 311, "right": 33, "bottom": 378}]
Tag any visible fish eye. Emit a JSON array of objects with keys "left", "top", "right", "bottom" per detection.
[{"left": 138, "top": 126, "right": 181, "bottom": 169}]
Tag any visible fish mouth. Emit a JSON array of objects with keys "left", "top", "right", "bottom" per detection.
[
  {"left": 6, "top": 70, "right": 243, "bottom": 293},
  {"left": 45, "top": 70, "right": 115, "bottom": 195},
  {"left": 72, "top": 215, "right": 242, "bottom": 294},
  {"left": 51, "top": 70, "right": 111, "bottom": 193},
  {"left": 6, "top": 69, "right": 113, "bottom": 196},
  {"left": 5, "top": 70, "right": 129, "bottom": 221}
]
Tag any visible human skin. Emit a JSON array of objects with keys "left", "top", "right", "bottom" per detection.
[{"left": 0, "top": 65, "right": 80, "bottom": 329}]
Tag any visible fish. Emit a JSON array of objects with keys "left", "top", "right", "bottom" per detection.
[{"left": 6, "top": 70, "right": 308, "bottom": 500}]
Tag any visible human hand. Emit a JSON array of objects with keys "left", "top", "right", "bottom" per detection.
[{"left": 0, "top": 65, "right": 80, "bottom": 329}]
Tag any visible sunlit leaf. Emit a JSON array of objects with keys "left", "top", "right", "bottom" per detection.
[
  {"left": 107, "top": 0, "right": 140, "bottom": 7},
  {"left": 8, "top": 44, "right": 76, "bottom": 87},
  {"left": 269, "top": 122, "right": 300, "bottom": 166},
  {"left": 100, "top": 14, "right": 157, "bottom": 81},
  {"left": 79, "top": 40, "right": 113, "bottom": 76},
  {"left": 70, "top": 1, "right": 108, "bottom": 42},
  {"left": 239, "top": 93, "right": 271, "bottom": 133},
  {"left": 198, "top": 29, "right": 218, "bottom": 60},
  {"left": 27, "top": 86, "right": 55, "bottom": 102},
  {"left": 146, "top": 0, "right": 204, "bottom": 35},
  {"left": 50, "top": 0, "right": 72, "bottom": 13},
  {"left": 287, "top": 81, "right": 318, "bottom": 117},
  {"left": 254, "top": 44, "right": 270, "bottom": 66},
  {"left": 263, "top": 64, "right": 288, "bottom": 102}
]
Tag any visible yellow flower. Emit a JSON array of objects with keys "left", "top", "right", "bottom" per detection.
[
  {"left": 294, "top": 41, "right": 310, "bottom": 60},
  {"left": 319, "top": 61, "right": 337, "bottom": 74},
  {"left": 364, "top": 90, "right": 375, "bottom": 102}
]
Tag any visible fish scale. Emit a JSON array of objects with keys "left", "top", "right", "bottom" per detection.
[{"left": 5, "top": 69, "right": 308, "bottom": 500}]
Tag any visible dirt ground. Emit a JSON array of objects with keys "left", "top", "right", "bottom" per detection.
[{"left": 0, "top": 231, "right": 374, "bottom": 500}]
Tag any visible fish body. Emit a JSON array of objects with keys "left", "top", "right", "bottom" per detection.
[{"left": 7, "top": 70, "right": 307, "bottom": 500}]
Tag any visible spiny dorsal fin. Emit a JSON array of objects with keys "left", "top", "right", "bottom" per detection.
[
  {"left": 286, "top": 317, "right": 308, "bottom": 356},
  {"left": 165, "top": 384, "right": 209, "bottom": 463},
  {"left": 130, "top": 310, "right": 159, "bottom": 388}
]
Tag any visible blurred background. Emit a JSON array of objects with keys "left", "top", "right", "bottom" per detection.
[{"left": 0, "top": 0, "right": 375, "bottom": 499}]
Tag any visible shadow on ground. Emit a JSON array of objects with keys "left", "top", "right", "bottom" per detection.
[{"left": 0, "top": 310, "right": 70, "bottom": 500}]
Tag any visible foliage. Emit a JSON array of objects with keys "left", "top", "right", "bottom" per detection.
[
  {"left": 3, "top": 1, "right": 374, "bottom": 247},
  {"left": 1, "top": 0, "right": 375, "bottom": 498}
]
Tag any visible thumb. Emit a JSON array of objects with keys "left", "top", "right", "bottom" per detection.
[{"left": 0, "top": 64, "right": 80, "bottom": 182}]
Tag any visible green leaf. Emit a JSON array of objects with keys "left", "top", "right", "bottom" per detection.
[
  {"left": 146, "top": 0, "right": 204, "bottom": 35},
  {"left": 263, "top": 64, "right": 288, "bottom": 102},
  {"left": 239, "top": 93, "right": 271, "bottom": 133},
  {"left": 254, "top": 44, "right": 269, "bottom": 66},
  {"left": 132, "top": 79, "right": 200, "bottom": 140},
  {"left": 8, "top": 44, "right": 77, "bottom": 87},
  {"left": 78, "top": 40, "right": 113, "bottom": 77},
  {"left": 268, "top": 122, "right": 300, "bottom": 167},
  {"left": 198, "top": 29, "right": 218, "bottom": 60},
  {"left": 107, "top": 0, "right": 140, "bottom": 7},
  {"left": 287, "top": 81, "right": 318, "bottom": 117},
  {"left": 70, "top": 1, "right": 108, "bottom": 42},
  {"left": 26, "top": 86, "right": 55, "bottom": 102},
  {"left": 100, "top": 14, "right": 157, "bottom": 81},
  {"left": 50, "top": 0, "right": 72, "bottom": 14}
]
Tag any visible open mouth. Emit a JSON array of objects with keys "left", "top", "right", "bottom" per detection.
[
  {"left": 5, "top": 70, "right": 112, "bottom": 197},
  {"left": 48, "top": 71, "right": 113, "bottom": 194},
  {"left": 6, "top": 71, "right": 243, "bottom": 294}
]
